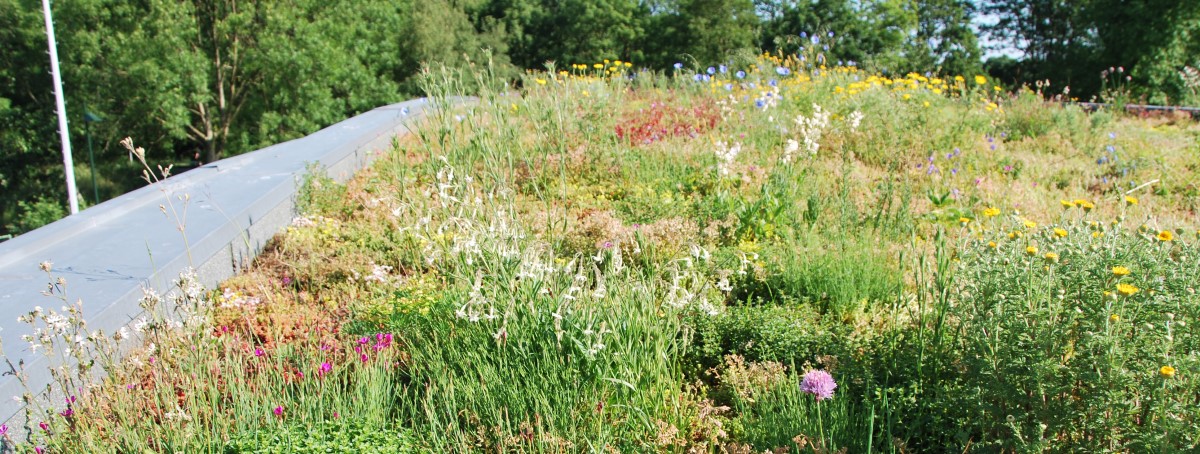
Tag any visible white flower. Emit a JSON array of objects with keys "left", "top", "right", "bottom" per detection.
[{"left": 847, "top": 110, "right": 864, "bottom": 131}]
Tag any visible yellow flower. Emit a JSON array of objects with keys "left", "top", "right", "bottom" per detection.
[
  {"left": 1092, "top": 231, "right": 1103, "bottom": 238},
  {"left": 1007, "top": 231, "right": 1022, "bottom": 239},
  {"left": 1111, "top": 266, "right": 1131, "bottom": 276},
  {"left": 1157, "top": 230, "right": 1174, "bottom": 242},
  {"left": 1110, "top": 314, "right": 1120, "bottom": 322},
  {"left": 1043, "top": 252, "right": 1059, "bottom": 263},
  {"left": 1054, "top": 228, "right": 1068, "bottom": 238},
  {"left": 1060, "top": 200, "right": 1075, "bottom": 208},
  {"left": 983, "top": 207, "right": 1000, "bottom": 217},
  {"left": 535, "top": 78, "right": 547, "bottom": 85},
  {"left": 1160, "top": 365, "right": 1176, "bottom": 378},
  {"left": 593, "top": 63, "right": 603, "bottom": 69},
  {"left": 1073, "top": 199, "right": 1088, "bottom": 206},
  {"left": 1116, "top": 283, "right": 1139, "bottom": 296},
  {"left": 959, "top": 217, "right": 971, "bottom": 225},
  {"left": 624, "top": 62, "right": 632, "bottom": 67},
  {"left": 1025, "top": 245, "right": 1038, "bottom": 256},
  {"left": 975, "top": 75, "right": 987, "bottom": 85},
  {"left": 1023, "top": 219, "right": 1037, "bottom": 229},
  {"left": 1079, "top": 201, "right": 1095, "bottom": 212},
  {"left": 1125, "top": 195, "right": 1138, "bottom": 206},
  {"left": 987, "top": 241, "right": 997, "bottom": 249}
]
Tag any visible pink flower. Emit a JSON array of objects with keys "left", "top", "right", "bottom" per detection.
[
  {"left": 35, "top": 447, "right": 44, "bottom": 454},
  {"left": 273, "top": 406, "right": 283, "bottom": 417},
  {"left": 38, "top": 421, "right": 49, "bottom": 432},
  {"left": 0, "top": 424, "right": 8, "bottom": 436},
  {"left": 360, "top": 353, "right": 369, "bottom": 363},
  {"left": 59, "top": 408, "right": 73, "bottom": 418},
  {"left": 318, "top": 362, "right": 332, "bottom": 377},
  {"left": 800, "top": 370, "right": 837, "bottom": 401},
  {"left": 254, "top": 348, "right": 264, "bottom": 357}
]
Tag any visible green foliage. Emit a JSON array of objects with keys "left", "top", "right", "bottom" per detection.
[
  {"left": 225, "top": 420, "right": 418, "bottom": 453},
  {"left": 942, "top": 218, "right": 1200, "bottom": 451},
  {"left": 7, "top": 197, "right": 67, "bottom": 234}
]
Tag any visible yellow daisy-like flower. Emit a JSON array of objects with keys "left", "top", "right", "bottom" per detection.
[
  {"left": 1109, "top": 314, "right": 1120, "bottom": 322},
  {"left": 1092, "top": 231, "right": 1103, "bottom": 238},
  {"left": 1073, "top": 199, "right": 1088, "bottom": 206},
  {"left": 1054, "top": 228, "right": 1068, "bottom": 238},
  {"left": 1043, "top": 252, "right": 1059, "bottom": 263},
  {"left": 987, "top": 241, "right": 997, "bottom": 249},
  {"left": 1060, "top": 200, "right": 1075, "bottom": 208},
  {"left": 1157, "top": 230, "right": 1174, "bottom": 242},
  {"left": 975, "top": 75, "right": 987, "bottom": 85},
  {"left": 1023, "top": 219, "right": 1037, "bottom": 229},
  {"left": 1025, "top": 245, "right": 1038, "bottom": 256},
  {"left": 593, "top": 63, "right": 603, "bottom": 69},
  {"left": 1160, "top": 365, "right": 1176, "bottom": 378},
  {"left": 983, "top": 207, "right": 1000, "bottom": 217},
  {"left": 959, "top": 217, "right": 971, "bottom": 225},
  {"left": 1008, "top": 231, "right": 1022, "bottom": 239},
  {"left": 1112, "top": 266, "right": 1131, "bottom": 276},
  {"left": 1079, "top": 201, "right": 1095, "bottom": 212},
  {"left": 1125, "top": 196, "right": 1138, "bottom": 206},
  {"left": 1116, "top": 283, "right": 1139, "bottom": 296}
]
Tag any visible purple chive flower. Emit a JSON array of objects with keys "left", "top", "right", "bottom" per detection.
[{"left": 800, "top": 370, "right": 837, "bottom": 401}]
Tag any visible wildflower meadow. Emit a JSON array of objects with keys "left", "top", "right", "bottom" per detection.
[{"left": 5, "top": 52, "right": 1199, "bottom": 453}]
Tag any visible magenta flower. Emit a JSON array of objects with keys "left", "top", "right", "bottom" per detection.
[
  {"left": 35, "top": 447, "right": 44, "bottom": 454},
  {"left": 0, "top": 424, "right": 8, "bottom": 436},
  {"left": 800, "top": 370, "right": 837, "bottom": 401},
  {"left": 360, "top": 353, "right": 369, "bottom": 363},
  {"left": 273, "top": 406, "right": 283, "bottom": 417},
  {"left": 254, "top": 348, "right": 264, "bottom": 357},
  {"left": 38, "top": 421, "right": 49, "bottom": 432},
  {"left": 318, "top": 362, "right": 332, "bottom": 377},
  {"left": 59, "top": 408, "right": 73, "bottom": 418}
]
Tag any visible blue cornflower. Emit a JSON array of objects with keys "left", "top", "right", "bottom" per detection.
[
  {"left": 776, "top": 67, "right": 790, "bottom": 76},
  {"left": 674, "top": 62, "right": 683, "bottom": 70},
  {"left": 735, "top": 70, "right": 746, "bottom": 79},
  {"left": 719, "top": 64, "right": 728, "bottom": 73},
  {"left": 707, "top": 66, "right": 716, "bottom": 75},
  {"left": 769, "top": 79, "right": 778, "bottom": 87},
  {"left": 724, "top": 83, "right": 733, "bottom": 91}
]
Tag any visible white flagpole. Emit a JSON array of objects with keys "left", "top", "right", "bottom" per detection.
[{"left": 42, "top": 0, "right": 79, "bottom": 215}]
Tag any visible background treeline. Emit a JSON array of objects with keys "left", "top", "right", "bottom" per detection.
[{"left": 2, "top": 0, "right": 1198, "bottom": 235}]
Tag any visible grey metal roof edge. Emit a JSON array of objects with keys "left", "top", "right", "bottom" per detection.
[{"left": 0, "top": 96, "right": 464, "bottom": 431}]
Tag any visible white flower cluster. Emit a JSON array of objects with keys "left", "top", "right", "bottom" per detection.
[
  {"left": 714, "top": 141, "right": 742, "bottom": 177},
  {"left": 788, "top": 104, "right": 831, "bottom": 162}
]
